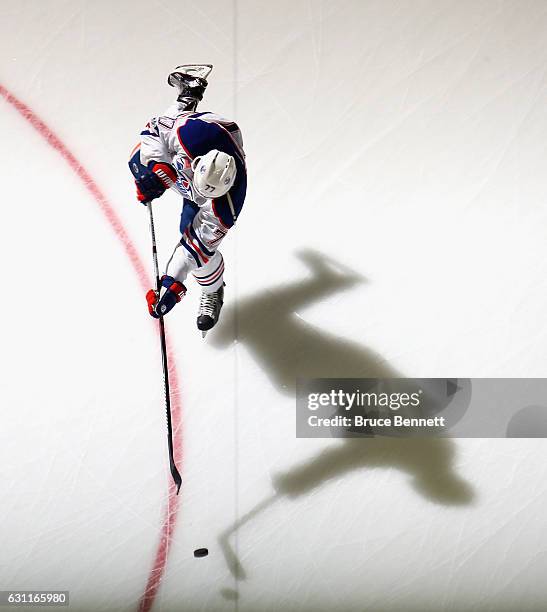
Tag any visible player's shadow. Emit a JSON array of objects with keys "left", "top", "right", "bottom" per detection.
[
  {"left": 209, "top": 249, "right": 475, "bottom": 581},
  {"left": 212, "top": 248, "right": 395, "bottom": 387}
]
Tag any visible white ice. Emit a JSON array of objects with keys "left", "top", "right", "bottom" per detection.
[{"left": 1, "top": 1, "right": 547, "bottom": 611}]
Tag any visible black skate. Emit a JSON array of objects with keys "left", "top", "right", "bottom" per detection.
[{"left": 197, "top": 284, "right": 224, "bottom": 337}]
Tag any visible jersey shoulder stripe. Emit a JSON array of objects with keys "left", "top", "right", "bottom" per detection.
[{"left": 176, "top": 116, "right": 245, "bottom": 165}]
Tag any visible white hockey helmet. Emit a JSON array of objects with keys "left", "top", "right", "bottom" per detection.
[{"left": 191, "top": 149, "right": 237, "bottom": 198}]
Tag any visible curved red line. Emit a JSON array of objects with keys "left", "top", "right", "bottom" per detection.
[{"left": 0, "top": 84, "right": 182, "bottom": 612}]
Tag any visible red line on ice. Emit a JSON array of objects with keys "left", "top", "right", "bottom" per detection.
[{"left": 0, "top": 83, "right": 182, "bottom": 612}]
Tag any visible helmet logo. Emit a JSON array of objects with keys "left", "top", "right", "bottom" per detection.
[{"left": 200, "top": 165, "right": 206, "bottom": 174}]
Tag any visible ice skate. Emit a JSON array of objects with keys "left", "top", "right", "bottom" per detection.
[{"left": 197, "top": 284, "right": 224, "bottom": 337}]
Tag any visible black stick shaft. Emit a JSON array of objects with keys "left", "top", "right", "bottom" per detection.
[{"left": 147, "top": 202, "right": 182, "bottom": 494}]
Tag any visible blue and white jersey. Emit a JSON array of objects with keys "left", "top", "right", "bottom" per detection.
[
  {"left": 129, "top": 99, "right": 247, "bottom": 281},
  {"left": 137, "top": 103, "right": 246, "bottom": 207}
]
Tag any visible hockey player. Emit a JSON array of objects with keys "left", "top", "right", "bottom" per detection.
[{"left": 128, "top": 64, "right": 246, "bottom": 334}]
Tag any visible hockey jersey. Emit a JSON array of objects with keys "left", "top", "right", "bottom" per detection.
[{"left": 130, "top": 103, "right": 246, "bottom": 210}]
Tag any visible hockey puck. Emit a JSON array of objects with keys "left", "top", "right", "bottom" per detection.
[{"left": 194, "top": 548, "right": 209, "bottom": 558}]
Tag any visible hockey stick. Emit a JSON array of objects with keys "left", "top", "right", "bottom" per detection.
[{"left": 146, "top": 201, "right": 182, "bottom": 494}]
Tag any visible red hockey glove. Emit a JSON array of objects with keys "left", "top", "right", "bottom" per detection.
[
  {"left": 146, "top": 276, "right": 187, "bottom": 318},
  {"left": 135, "top": 162, "right": 178, "bottom": 204}
]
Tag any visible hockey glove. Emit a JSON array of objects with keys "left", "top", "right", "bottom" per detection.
[
  {"left": 146, "top": 275, "right": 187, "bottom": 318},
  {"left": 135, "top": 162, "right": 178, "bottom": 204}
]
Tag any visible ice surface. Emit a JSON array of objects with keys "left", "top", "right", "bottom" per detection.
[{"left": 1, "top": 1, "right": 547, "bottom": 611}]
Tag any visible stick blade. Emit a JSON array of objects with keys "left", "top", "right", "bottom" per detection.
[{"left": 170, "top": 462, "right": 182, "bottom": 494}]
